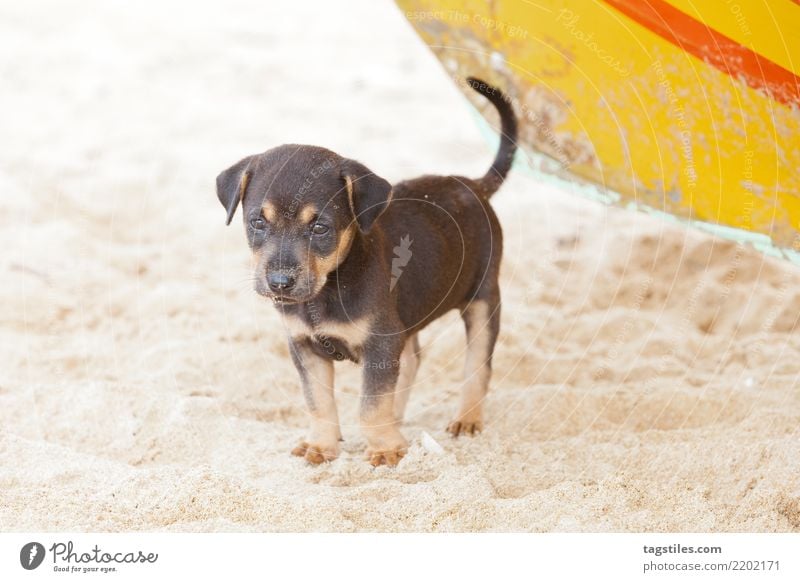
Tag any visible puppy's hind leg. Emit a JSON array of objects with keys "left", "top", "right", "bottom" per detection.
[
  {"left": 447, "top": 299, "right": 500, "bottom": 437},
  {"left": 393, "top": 333, "right": 421, "bottom": 424}
]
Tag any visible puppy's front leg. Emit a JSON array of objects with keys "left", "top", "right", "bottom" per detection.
[
  {"left": 361, "top": 338, "right": 408, "bottom": 467},
  {"left": 289, "top": 337, "right": 341, "bottom": 464}
]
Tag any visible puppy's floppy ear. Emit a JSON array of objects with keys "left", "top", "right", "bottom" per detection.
[
  {"left": 341, "top": 160, "right": 392, "bottom": 233},
  {"left": 216, "top": 156, "right": 254, "bottom": 225}
]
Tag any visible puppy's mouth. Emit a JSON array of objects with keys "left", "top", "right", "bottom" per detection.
[
  {"left": 270, "top": 295, "right": 298, "bottom": 305},
  {"left": 257, "top": 288, "right": 315, "bottom": 306}
]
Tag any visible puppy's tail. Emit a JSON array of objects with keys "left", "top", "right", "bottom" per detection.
[{"left": 467, "top": 77, "right": 518, "bottom": 197}]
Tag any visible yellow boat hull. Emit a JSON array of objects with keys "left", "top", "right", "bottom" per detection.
[{"left": 397, "top": 0, "right": 800, "bottom": 261}]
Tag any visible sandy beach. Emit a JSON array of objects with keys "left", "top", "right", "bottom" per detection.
[{"left": 1, "top": 0, "right": 799, "bottom": 532}]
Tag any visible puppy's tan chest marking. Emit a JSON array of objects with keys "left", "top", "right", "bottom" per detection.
[{"left": 281, "top": 312, "right": 372, "bottom": 356}]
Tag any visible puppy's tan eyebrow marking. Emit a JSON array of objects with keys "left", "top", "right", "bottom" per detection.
[
  {"left": 262, "top": 201, "right": 277, "bottom": 222},
  {"left": 299, "top": 204, "right": 318, "bottom": 224}
]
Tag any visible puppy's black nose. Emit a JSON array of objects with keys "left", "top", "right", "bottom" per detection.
[{"left": 267, "top": 273, "right": 295, "bottom": 292}]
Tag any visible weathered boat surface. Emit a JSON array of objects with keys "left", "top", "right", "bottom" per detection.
[{"left": 397, "top": 0, "right": 800, "bottom": 262}]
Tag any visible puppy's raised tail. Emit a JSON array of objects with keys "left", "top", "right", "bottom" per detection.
[{"left": 466, "top": 77, "right": 518, "bottom": 197}]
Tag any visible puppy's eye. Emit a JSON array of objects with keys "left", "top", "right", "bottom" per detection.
[
  {"left": 249, "top": 217, "right": 266, "bottom": 230},
  {"left": 311, "top": 223, "right": 329, "bottom": 235}
]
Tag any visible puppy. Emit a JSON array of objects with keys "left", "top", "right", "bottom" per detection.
[{"left": 216, "top": 77, "right": 517, "bottom": 466}]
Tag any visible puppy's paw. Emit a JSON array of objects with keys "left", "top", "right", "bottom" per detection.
[
  {"left": 365, "top": 444, "right": 407, "bottom": 467},
  {"left": 291, "top": 441, "right": 339, "bottom": 465},
  {"left": 446, "top": 418, "right": 483, "bottom": 437}
]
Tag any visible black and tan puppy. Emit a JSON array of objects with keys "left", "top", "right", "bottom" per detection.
[{"left": 216, "top": 77, "right": 517, "bottom": 466}]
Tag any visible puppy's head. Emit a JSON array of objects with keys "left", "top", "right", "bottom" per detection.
[{"left": 217, "top": 145, "right": 391, "bottom": 304}]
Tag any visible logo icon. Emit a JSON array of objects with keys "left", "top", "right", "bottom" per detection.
[
  {"left": 20, "top": 542, "right": 45, "bottom": 570},
  {"left": 390, "top": 235, "right": 413, "bottom": 290}
]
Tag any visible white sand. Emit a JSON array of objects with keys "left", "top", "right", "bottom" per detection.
[{"left": 1, "top": 0, "right": 799, "bottom": 532}]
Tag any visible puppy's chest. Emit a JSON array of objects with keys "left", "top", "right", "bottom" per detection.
[{"left": 281, "top": 310, "right": 370, "bottom": 362}]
